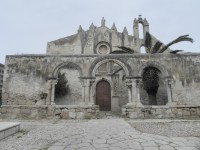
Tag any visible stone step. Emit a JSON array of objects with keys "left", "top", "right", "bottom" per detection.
[
  {"left": 97, "top": 111, "right": 123, "bottom": 119},
  {"left": 0, "top": 122, "right": 20, "bottom": 140}
]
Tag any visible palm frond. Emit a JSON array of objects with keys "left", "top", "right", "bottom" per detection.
[
  {"left": 114, "top": 46, "right": 136, "bottom": 54},
  {"left": 144, "top": 32, "right": 152, "bottom": 53},
  {"left": 170, "top": 50, "right": 183, "bottom": 54},
  {"left": 151, "top": 41, "right": 163, "bottom": 54},
  {"left": 159, "top": 35, "right": 193, "bottom": 53},
  {"left": 111, "top": 67, "right": 123, "bottom": 75},
  {"left": 110, "top": 50, "right": 129, "bottom": 54}
]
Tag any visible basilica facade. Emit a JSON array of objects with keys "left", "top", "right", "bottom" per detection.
[{"left": 1, "top": 17, "right": 200, "bottom": 119}]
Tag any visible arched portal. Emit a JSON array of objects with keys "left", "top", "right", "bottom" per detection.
[
  {"left": 138, "top": 62, "right": 171, "bottom": 105},
  {"left": 96, "top": 80, "right": 111, "bottom": 111},
  {"left": 51, "top": 62, "right": 82, "bottom": 105},
  {"left": 89, "top": 57, "right": 133, "bottom": 112}
]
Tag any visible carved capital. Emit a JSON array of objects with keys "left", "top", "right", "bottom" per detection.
[
  {"left": 125, "top": 79, "right": 132, "bottom": 88},
  {"left": 165, "top": 78, "right": 174, "bottom": 88},
  {"left": 135, "top": 79, "right": 141, "bottom": 88},
  {"left": 80, "top": 79, "right": 95, "bottom": 87},
  {"left": 51, "top": 79, "right": 57, "bottom": 85}
]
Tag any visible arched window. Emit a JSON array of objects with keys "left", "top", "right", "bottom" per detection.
[
  {"left": 140, "top": 66, "right": 168, "bottom": 105},
  {"left": 138, "top": 23, "right": 144, "bottom": 39},
  {"left": 140, "top": 46, "right": 146, "bottom": 53}
]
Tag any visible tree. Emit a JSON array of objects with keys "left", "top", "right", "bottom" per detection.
[
  {"left": 55, "top": 72, "right": 69, "bottom": 98},
  {"left": 142, "top": 32, "right": 193, "bottom": 104},
  {"left": 110, "top": 32, "right": 193, "bottom": 105}
]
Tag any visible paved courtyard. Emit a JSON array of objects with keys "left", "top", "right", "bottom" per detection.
[{"left": 0, "top": 119, "right": 200, "bottom": 150}]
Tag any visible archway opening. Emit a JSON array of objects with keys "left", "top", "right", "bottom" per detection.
[
  {"left": 140, "top": 46, "right": 146, "bottom": 54},
  {"left": 140, "top": 66, "right": 168, "bottom": 105},
  {"left": 54, "top": 65, "right": 82, "bottom": 105},
  {"left": 94, "top": 60, "right": 129, "bottom": 112},
  {"left": 139, "top": 23, "right": 144, "bottom": 39}
]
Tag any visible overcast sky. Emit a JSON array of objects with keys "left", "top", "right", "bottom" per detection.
[{"left": 0, "top": 0, "right": 200, "bottom": 64}]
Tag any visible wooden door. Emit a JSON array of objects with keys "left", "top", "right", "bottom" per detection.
[{"left": 96, "top": 80, "right": 111, "bottom": 111}]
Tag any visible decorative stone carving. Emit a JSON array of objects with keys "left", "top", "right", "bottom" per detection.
[
  {"left": 113, "top": 79, "right": 118, "bottom": 96},
  {"left": 101, "top": 17, "right": 106, "bottom": 27},
  {"left": 125, "top": 79, "right": 132, "bottom": 88}
]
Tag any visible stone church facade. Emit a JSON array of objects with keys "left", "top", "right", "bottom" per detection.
[{"left": 1, "top": 16, "right": 200, "bottom": 119}]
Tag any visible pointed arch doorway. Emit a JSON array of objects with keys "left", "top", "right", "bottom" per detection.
[{"left": 96, "top": 80, "right": 111, "bottom": 111}]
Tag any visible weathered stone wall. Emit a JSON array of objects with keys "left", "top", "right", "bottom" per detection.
[
  {"left": 46, "top": 17, "right": 170, "bottom": 56},
  {"left": 47, "top": 27, "right": 136, "bottom": 55},
  {"left": 55, "top": 68, "right": 82, "bottom": 105},
  {"left": 47, "top": 34, "right": 83, "bottom": 55},
  {"left": 1, "top": 53, "right": 200, "bottom": 119},
  {"left": 122, "top": 105, "right": 200, "bottom": 119},
  {"left": 117, "top": 71, "right": 128, "bottom": 106},
  {"left": 1, "top": 55, "right": 97, "bottom": 106},
  {"left": 0, "top": 105, "right": 99, "bottom": 119}
]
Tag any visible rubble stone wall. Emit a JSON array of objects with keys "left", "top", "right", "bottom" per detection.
[
  {"left": 122, "top": 105, "right": 200, "bottom": 119},
  {"left": 0, "top": 105, "right": 99, "bottom": 119}
]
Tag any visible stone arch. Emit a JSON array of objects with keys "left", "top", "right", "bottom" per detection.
[
  {"left": 138, "top": 61, "right": 171, "bottom": 105},
  {"left": 52, "top": 62, "right": 83, "bottom": 105},
  {"left": 138, "top": 61, "right": 170, "bottom": 78},
  {"left": 94, "top": 77, "right": 113, "bottom": 90},
  {"left": 52, "top": 62, "right": 83, "bottom": 78},
  {"left": 89, "top": 56, "right": 132, "bottom": 77}
]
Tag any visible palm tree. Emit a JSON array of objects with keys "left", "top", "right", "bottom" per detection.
[
  {"left": 110, "top": 32, "right": 193, "bottom": 105},
  {"left": 142, "top": 32, "right": 193, "bottom": 104}
]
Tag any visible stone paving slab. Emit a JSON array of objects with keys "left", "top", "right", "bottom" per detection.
[
  {"left": 0, "top": 119, "right": 199, "bottom": 150},
  {"left": 0, "top": 122, "right": 20, "bottom": 141},
  {"left": 47, "top": 119, "right": 200, "bottom": 150},
  {"left": 128, "top": 119, "right": 200, "bottom": 137}
]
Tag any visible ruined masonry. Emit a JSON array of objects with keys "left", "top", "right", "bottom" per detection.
[{"left": 1, "top": 16, "right": 200, "bottom": 119}]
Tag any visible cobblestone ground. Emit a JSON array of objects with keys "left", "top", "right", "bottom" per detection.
[{"left": 0, "top": 119, "right": 200, "bottom": 150}]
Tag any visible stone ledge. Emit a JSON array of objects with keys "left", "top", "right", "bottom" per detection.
[
  {"left": 54, "top": 105, "right": 99, "bottom": 109},
  {"left": 123, "top": 106, "right": 200, "bottom": 119},
  {"left": 1, "top": 105, "right": 48, "bottom": 108},
  {"left": 122, "top": 104, "right": 200, "bottom": 109},
  {"left": 0, "top": 122, "right": 20, "bottom": 140}
]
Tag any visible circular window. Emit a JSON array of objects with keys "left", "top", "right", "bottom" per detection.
[
  {"left": 98, "top": 45, "right": 108, "bottom": 54},
  {"left": 96, "top": 42, "right": 111, "bottom": 54}
]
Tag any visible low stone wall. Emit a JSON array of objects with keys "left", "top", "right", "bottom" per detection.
[
  {"left": 0, "top": 105, "right": 99, "bottom": 119},
  {"left": 122, "top": 105, "right": 200, "bottom": 119},
  {"left": 51, "top": 105, "right": 99, "bottom": 119}
]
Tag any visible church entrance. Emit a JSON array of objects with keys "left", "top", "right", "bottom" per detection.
[{"left": 96, "top": 80, "right": 111, "bottom": 111}]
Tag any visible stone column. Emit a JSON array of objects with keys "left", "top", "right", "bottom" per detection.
[
  {"left": 165, "top": 78, "right": 174, "bottom": 106},
  {"left": 46, "top": 80, "right": 52, "bottom": 105},
  {"left": 134, "top": 79, "right": 143, "bottom": 107},
  {"left": 50, "top": 79, "right": 57, "bottom": 105},
  {"left": 85, "top": 80, "right": 90, "bottom": 105},
  {"left": 131, "top": 78, "right": 143, "bottom": 106},
  {"left": 80, "top": 78, "right": 95, "bottom": 105},
  {"left": 89, "top": 79, "right": 95, "bottom": 105},
  {"left": 125, "top": 79, "right": 133, "bottom": 105},
  {"left": 81, "top": 80, "right": 86, "bottom": 105}
]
